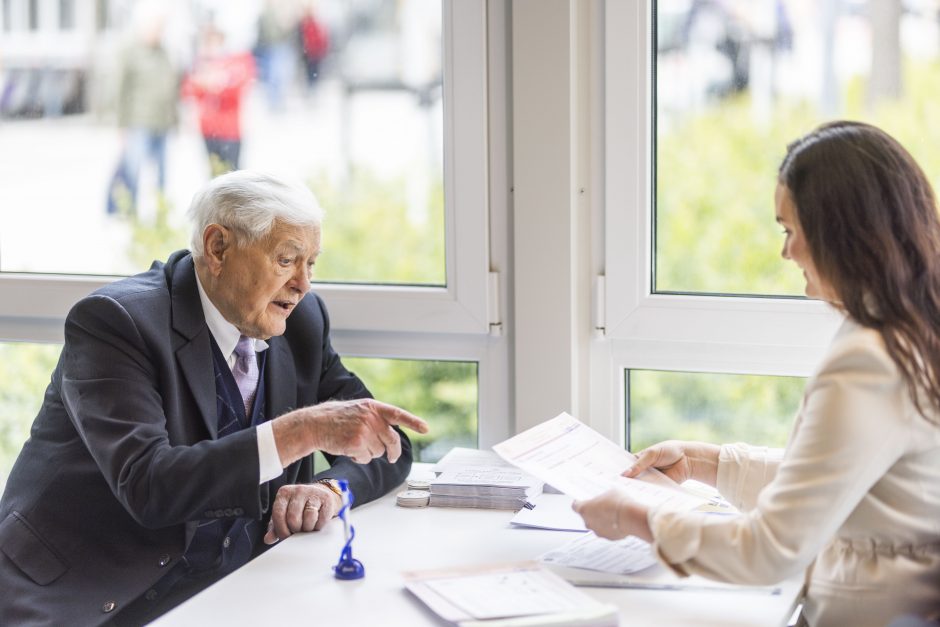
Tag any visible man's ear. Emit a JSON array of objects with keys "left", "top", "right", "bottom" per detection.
[{"left": 202, "top": 224, "right": 231, "bottom": 276}]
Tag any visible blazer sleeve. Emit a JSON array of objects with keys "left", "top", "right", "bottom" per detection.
[
  {"left": 647, "top": 327, "right": 913, "bottom": 584},
  {"left": 59, "top": 294, "right": 265, "bottom": 528},
  {"left": 308, "top": 294, "right": 413, "bottom": 505}
]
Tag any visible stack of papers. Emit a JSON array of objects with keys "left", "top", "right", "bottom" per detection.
[
  {"left": 429, "top": 467, "right": 543, "bottom": 510},
  {"left": 427, "top": 447, "right": 544, "bottom": 511},
  {"left": 403, "top": 561, "right": 619, "bottom": 626}
]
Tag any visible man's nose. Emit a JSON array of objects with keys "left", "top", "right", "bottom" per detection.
[{"left": 291, "top": 266, "right": 312, "bottom": 293}]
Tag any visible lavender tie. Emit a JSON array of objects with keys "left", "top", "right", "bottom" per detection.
[{"left": 233, "top": 335, "right": 259, "bottom": 416}]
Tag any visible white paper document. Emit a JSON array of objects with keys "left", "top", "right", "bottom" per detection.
[
  {"left": 431, "top": 447, "right": 517, "bottom": 473},
  {"left": 403, "top": 561, "right": 618, "bottom": 625},
  {"left": 510, "top": 493, "right": 587, "bottom": 532},
  {"left": 493, "top": 412, "right": 705, "bottom": 511},
  {"left": 540, "top": 532, "right": 658, "bottom": 576}
]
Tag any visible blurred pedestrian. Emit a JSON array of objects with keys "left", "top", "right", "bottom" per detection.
[
  {"left": 299, "top": 3, "right": 330, "bottom": 90},
  {"left": 254, "top": 0, "right": 299, "bottom": 111},
  {"left": 106, "top": 4, "right": 179, "bottom": 216},
  {"left": 182, "top": 24, "right": 256, "bottom": 176}
]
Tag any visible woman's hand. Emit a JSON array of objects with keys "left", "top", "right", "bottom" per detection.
[
  {"left": 572, "top": 488, "right": 652, "bottom": 542},
  {"left": 625, "top": 440, "right": 721, "bottom": 487}
]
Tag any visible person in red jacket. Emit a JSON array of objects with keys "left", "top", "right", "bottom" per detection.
[
  {"left": 182, "top": 24, "right": 256, "bottom": 176},
  {"left": 299, "top": 5, "right": 330, "bottom": 89}
]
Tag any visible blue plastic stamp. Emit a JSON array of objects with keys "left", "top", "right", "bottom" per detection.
[{"left": 333, "top": 479, "right": 365, "bottom": 580}]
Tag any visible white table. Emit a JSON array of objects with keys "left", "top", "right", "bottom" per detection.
[{"left": 153, "top": 478, "right": 804, "bottom": 627}]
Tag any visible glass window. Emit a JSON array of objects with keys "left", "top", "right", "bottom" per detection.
[
  {"left": 2, "top": 0, "right": 10, "bottom": 32},
  {"left": 0, "top": 342, "right": 62, "bottom": 491},
  {"left": 343, "top": 356, "right": 477, "bottom": 462},
  {"left": 0, "top": 0, "right": 444, "bottom": 285},
  {"left": 0, "top": 345, "right": 477, "bottom": 491},
  {"left": 655, "top": 0, "right": 940, "bottom": 296},
  {"left": 626, "top": 369, "right": 804, "bottom": 452}
]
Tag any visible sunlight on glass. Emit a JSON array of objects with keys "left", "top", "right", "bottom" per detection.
[
  {"left": 343, "top": 356, "right": 477, "bottom": 462},
  {"left": 655, "top": 0, "right": 940, "bottom": 295},
  {"left": 0, "top": 0, "right": 444, "bottom": 285},
  {"left": 627, "top": 369, "right": 804, "bottom": 451}
]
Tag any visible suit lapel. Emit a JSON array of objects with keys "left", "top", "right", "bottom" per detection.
[
  {"left": 264, "top": 335, "right": 296, "bottom": 420},
  {"left": 168, "top": 254, "right": 218, "bottom": 439}
]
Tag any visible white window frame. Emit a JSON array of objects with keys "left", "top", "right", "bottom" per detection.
[
  {"left": 594, "top": 0, "right": 844, "bottom": 442},
  {"left": 0, "top": 1, "right": 510, "bottom": 444}
]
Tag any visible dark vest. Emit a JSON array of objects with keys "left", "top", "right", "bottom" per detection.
[{"left": 182, "top": 337, "right": 269, "bottom": 573}]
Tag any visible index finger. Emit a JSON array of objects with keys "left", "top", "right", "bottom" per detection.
[{"left": 371, "top": 400, "right": 430, "bottom": 434}]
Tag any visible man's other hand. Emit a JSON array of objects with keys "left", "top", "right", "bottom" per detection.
[{"left": 264, "top": 482, "right": 342, "bottom": 545}]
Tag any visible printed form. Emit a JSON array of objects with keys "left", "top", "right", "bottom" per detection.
[{"left": 492, "top": 412, "right": 704, "bottom": 510}]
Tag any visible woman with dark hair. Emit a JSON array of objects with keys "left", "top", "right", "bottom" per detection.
[{"left": 574, "top": 121, "right": 940, "bottom": 627}]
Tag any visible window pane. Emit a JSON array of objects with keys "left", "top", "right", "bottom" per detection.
[
  {"left": 0, "top": 342, "right": 62, "bottom": 492},
  {"left": 0, "top": 0, "right": 444, "bottom": 285},
  {"left": 343, "top": 356, "right": 477, "bottom": 462},
  {"left": 627, "top": 369, "right": 804, "bottom": 452},
  {"left": 655, "top": 0, "right": 940, "bottom": 295},
  {"left": 0, "top": 346, "right": 476, "bottom": 491}
]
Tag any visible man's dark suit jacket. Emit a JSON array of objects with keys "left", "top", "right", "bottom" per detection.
[{"left": 0, "top": 250, "right": 412, "bottom": 625}]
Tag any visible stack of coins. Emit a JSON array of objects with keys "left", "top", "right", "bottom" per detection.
[
  {"left": 396, "top": 489, "right": 430, "bottom": 508},
  {"left": 397, "top": 475, "right": 432, "bottom": 508},
  {"left": 407, "top": 478, "right": 431, "bottom": 490}
]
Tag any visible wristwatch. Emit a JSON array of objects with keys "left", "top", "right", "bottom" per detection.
[{"left": 317, "top": 478, "right": 343, "bottom": 498}]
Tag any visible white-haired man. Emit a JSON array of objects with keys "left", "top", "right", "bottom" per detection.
[{"left": 0, "top": 171, "right": 428, "bottom": 625}]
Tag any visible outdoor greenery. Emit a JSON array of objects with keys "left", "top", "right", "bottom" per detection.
[
  {"left": 629, "top": 370, "right": 804, "bottom": 452},
  {"left": 343, "top": 357, "right": 477, "bottom": 462},
  {"left": 0, "top": 343, "right": 61, "bottom": 487}
]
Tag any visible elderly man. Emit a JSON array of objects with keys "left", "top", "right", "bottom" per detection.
[{"left": 0, "top": 171, "right": 428, "bottom": 625}]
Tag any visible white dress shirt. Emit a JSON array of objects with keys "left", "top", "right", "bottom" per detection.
[{"left": 194, "top": 272, "right": 283, "bottom": 484}]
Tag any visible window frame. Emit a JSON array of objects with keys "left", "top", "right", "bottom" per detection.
[{"left": 596, "top": 0, "right": 844, "bottom": 441}]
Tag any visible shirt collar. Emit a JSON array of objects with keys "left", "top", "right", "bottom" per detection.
[{"left": 194, "top": 269, "right": 269, "bottom": 359}]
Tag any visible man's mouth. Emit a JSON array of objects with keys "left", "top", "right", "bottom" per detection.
[{"left": 273, "top": 300, "right": 295, "bottom": 312}]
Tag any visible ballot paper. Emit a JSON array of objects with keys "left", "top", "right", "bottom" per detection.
[
  {"left": 540, "top": 532, "right": 658, "bottom": 576},
  {"left": 402, "top": 561, "right": 619, "bottom": 625},
  {"left": 492, "top": 413, "right": 705, "bottom": 511}
]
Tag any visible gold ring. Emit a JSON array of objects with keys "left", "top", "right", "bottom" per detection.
[{"left": 304, "top": 504, "right": 319, "bottom": 511}]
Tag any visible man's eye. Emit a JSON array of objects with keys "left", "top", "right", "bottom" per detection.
[{"left": 279, "top": 257, "right": 294, "bottom": 267}]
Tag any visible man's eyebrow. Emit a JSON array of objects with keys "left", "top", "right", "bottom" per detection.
[{"left": 277, "top": 240, "right": 306, "bottom": 253}]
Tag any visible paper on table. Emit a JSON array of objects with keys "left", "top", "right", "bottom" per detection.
[
  {"left": 492, "top": 413, "right": 704, "bottom": 510},
  {"left": 540, "top": 532, "right": 658, "bottom": 576},
  {"left": 402, "top": 561, "right": 616, "bottom": 623},
  {"left": 510, "top": 494, "right": 587, "bottom": 532},
  {"left": 432, "top": 447, "right": 516, "bottom": 473}
]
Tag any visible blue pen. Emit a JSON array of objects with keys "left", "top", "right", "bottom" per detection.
[{"left": 333, "top": 479, "right": 365, "bottom": 580}]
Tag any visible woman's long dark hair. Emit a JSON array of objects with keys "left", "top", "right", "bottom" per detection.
[{"left": 779, "top": 121, "right": 940, "bottom": 421}]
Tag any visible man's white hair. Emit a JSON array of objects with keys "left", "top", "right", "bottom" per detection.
[{"left": 187, "top": 170, "right": 324, "bottom": 258}]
